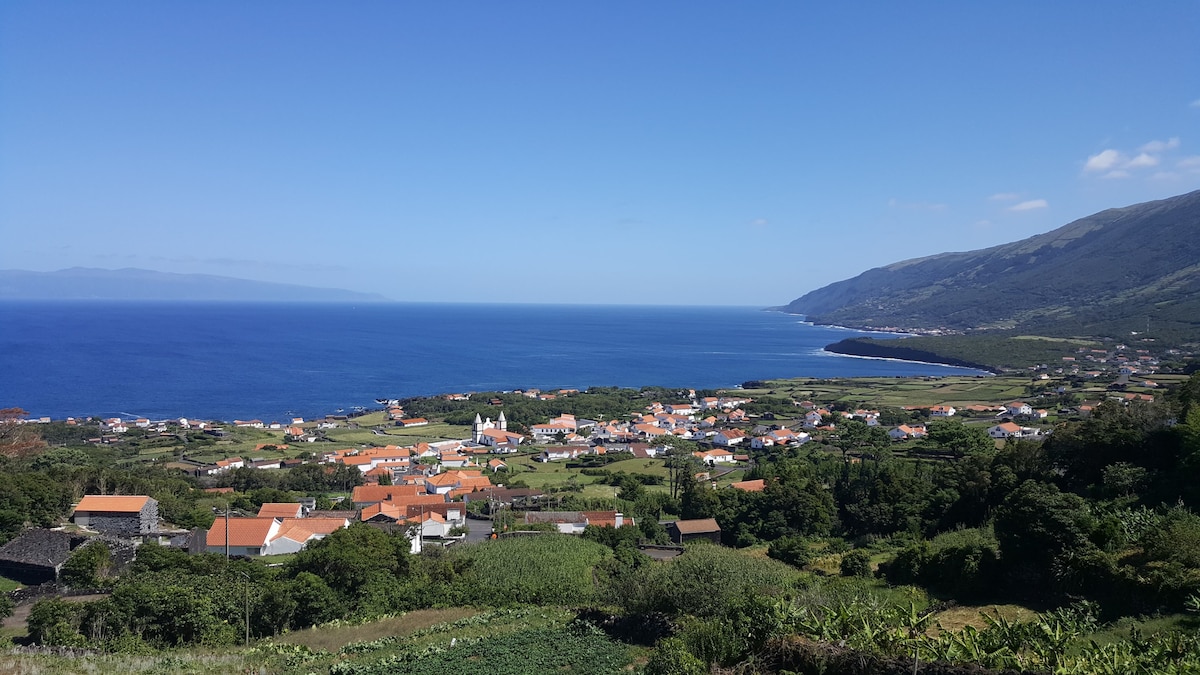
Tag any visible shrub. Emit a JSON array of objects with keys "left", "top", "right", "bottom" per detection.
[{"left": 840, "top": 549, "right": 872, "bottom": 578}]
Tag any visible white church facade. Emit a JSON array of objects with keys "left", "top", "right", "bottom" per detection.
[{"left": 472, "top": 412, "right": 523, "bottom": 450}]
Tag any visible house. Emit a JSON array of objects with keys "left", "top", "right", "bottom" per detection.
[
  {"left": 667, "top": 518, "right": 722, "bottom": 545},
  {"left": 540, "top": 446, "right": 585, "bottom": 462},
  {"left": 929, "top": 405, "right": 957, "bottom": 417},
  {"left": 712, "top": 429, "right": 747, "bottom": 447},
  {"left": 730, "top": 479, "right": 766, "bottom": 492},
  {"left": 267, "top": 517, "right": 349, "bottom": 554},
  {"left": 205, "top": 516, "right": 349, "bottom": 556},
  {"left": 693, "top": 448, "right": 736, "bottom": 465},
  {"left": 210, "top": 457, "right": 244, "bottom": 473},
  {"left": 888, "top": 425, "right": 927, "bottom": 440},
  {"left": 487, "top": 458, "right": 507, "bottom": 473},
  {"left": 351, "top": 484, "right": 424, "bottom": 509},
  {"left": 988, "top": 422, "right": 1039, "bottom": 439},
  {"left": 1004, "top": 401, "right": 1033, "bottom": 417},
  {"left": 523, "top": 511, "right": 627, "bottom": 535},
  {"left": 257, "top": 502, "right": 305, "bottom": 519},
  {"left": 72, "top": 495, "right": 159, "bottom": 536},
  {"left": 205, "top": 517, "right": 280, "bottom": 556},
  {"left": 424, "top": 470, "right": 491, "bottom": 495},
  {"left": 398, "top": 418, "right": 429, "bottom": 427},
  {"left": 750, "top": 436, "right": 774, "bottom": 449}
]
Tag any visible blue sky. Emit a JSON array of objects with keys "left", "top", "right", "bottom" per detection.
[{"left": 2, "top": 3, "right": 1198, "bottom": 305}]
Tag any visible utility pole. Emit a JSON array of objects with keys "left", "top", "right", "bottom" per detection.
[{"left": 238, "top": 570, "right": 250, "bottom": 646}]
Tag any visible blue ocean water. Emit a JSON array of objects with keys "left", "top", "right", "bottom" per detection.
[{"left": 0, "top": 302, "right": 985, "bottom": 422}]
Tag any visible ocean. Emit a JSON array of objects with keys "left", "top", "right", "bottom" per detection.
[{"left": 0, "top": 302, "right": 986, "bottom": 421}]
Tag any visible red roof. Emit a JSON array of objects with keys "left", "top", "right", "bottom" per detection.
[
  {"left": 74, "top": 495, "right": 151, "bottom": 514},
  {"left": 206, "top": 517, "right": 277, "bottom": 548}
]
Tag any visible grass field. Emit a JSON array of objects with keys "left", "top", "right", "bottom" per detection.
[{"left": 740, "top": 375, "right": 1036, "bottom": 408}]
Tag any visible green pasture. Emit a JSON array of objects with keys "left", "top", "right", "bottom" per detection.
[
  {"left": 323, "top": 421, "right": 471, "bottom": 447},
  {"left": 743, "top": 375, "right": 1041, "bottom": 408}
]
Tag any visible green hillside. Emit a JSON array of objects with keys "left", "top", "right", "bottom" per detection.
[{"left": 781, "top": 190, "right": 1200, "bottom": 343}]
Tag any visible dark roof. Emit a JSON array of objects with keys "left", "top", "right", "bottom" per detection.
[
  {"left": 0, "top": 529, "right": 86, "bottom": 567},
  {"left": 669, "top": 518, "right": 721, "bottom": 534}
]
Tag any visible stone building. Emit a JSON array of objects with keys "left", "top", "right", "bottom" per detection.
[{"left": 71, "top": 495, "right": 159, "bottom": 536}]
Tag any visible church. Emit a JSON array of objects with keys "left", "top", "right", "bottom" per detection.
[{"left": 472, "top": 412, "right": 523, "bottom": 450}]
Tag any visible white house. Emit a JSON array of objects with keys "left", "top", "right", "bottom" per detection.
[
  {"left": 988, "top": 422, "right": 1040, "bottom": 439},
  {"left": 1004, "top": 402, "right": 1033, "bottom": 417},
  {"left": 713, "top": 429, "right": 747, "bottom": 447}
]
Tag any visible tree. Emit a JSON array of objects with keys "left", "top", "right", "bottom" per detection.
[
  {"left": 830, "top": 419, "right": 888, "bottom": 462},
  {"left": 993, "top": 480, "right": 1094, "bottom": 594},
  {"left": 840, "top": 549, "right": 872, "bottom": 577},
  {"left": 286, "top": 523, "right": 411, "bottom": 603},
  {"left": 924, "top": 420, "right": 994, "bottom": 456},
  {"left": 0, "top": 407, "right": 47, "bottom": 459},
  {"left": 60, "top": 541, "right": 112, "bottom": 589}
]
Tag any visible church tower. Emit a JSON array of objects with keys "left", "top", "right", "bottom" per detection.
[
  {"left": 472, "top": 413, "right": 483, "bottom": 443},
  {"left": 498, "top": 410, "right": 507, "bottom": 431}
]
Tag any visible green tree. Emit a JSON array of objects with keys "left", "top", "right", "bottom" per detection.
[
  {"left": 994, "top": 480, "right": 1095, "bottom": 594},
  {"left": 924, "top": 420, "right": 994, "bottom": 456},
  {"left": 60, "top": 541, "right": 112, "bottom": 589},
  {"left": 840, "top": 548, "right": 872, "bottom": 577},
  {"left": 286, "top": 523, "right": 411, "bottom": 604}
]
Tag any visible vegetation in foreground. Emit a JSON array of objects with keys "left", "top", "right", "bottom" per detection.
[{"left": 3, "top": 373, "right": 1200, "bottom": 672}]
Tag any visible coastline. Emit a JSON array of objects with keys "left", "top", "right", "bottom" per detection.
[{"left": 821, "top": 338, "right": 1001, "bottom": 375}]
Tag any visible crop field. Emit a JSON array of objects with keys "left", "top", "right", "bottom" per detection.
[
  {"left": 743, "top": 375, "right": 1035, "bottom": 408},
  {"left": 273, "top": 607, "right": 482, "bottom": 652}
]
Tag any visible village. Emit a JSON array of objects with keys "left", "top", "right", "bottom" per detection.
[{"left": 0, "top": 338, "right": 1180, "bottom": 584}]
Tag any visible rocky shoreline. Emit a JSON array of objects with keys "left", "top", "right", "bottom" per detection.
[{"left": 822, "top": 338, "right": 1002, "bottom": 375}]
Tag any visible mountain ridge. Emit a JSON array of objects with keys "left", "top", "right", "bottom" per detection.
[
  {"left": 0, "top": 267, "right": 390, "bottom": 302},
  {"left": 780, "top": 189, "right": 1200, "bottom": 340}
]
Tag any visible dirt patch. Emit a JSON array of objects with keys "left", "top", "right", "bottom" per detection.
[{"left": 931, "top": 604, "right": 1038, "bottom": 633}]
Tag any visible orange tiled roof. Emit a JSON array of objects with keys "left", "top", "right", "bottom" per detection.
[
  {"left": 257, "top": 503, "right": 303, "bottom": 518},
  {"left": 206, "top": 517, "right": 277, "bottom": 547},
  {"left": 75, "top": 495, "right": 151, "bottom": 513}
]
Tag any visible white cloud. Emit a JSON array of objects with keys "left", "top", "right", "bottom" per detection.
[
  {"left": 1178, "top": 156, "right": 1200, "bottom": 170},
  {"left": 1150, "top": 171, "right": 1180, "bottom": 181},
  {"left": 1082, "top": 138, "right": 1188, "bottom": 179},
  {"left": 1084, "top": 149, "right": 1123, "bottom": 172},
  {"left": 749, "top": 218, "right": 769, "bottom": 228},
  {"left": 988, "top": 192, "right": 1020, "bottom": 201},
  {"left": 1191, "top": 99, "right": 1200, "bottom": 108},
  {"left": 1126, "top": 153, "right": 1159, "bottom": 168},
  {"left": 1140, "top": 137, "right": 1181, "bottom": 153},
  {"left": 1009, "top": 199, "right": 1048, "bottom": 212}
]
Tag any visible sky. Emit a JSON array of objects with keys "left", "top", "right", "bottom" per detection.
[{"left": 2, "top": 3, "right": 1198, "bottom": 306}]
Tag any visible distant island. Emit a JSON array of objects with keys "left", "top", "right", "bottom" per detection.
[{"left": 0, "top": 267, "right": 389, "bottom": 302}]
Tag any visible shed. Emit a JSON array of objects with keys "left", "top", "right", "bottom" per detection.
[{"left": 666, "top": 518, "right": 722, "bottom": 545}]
